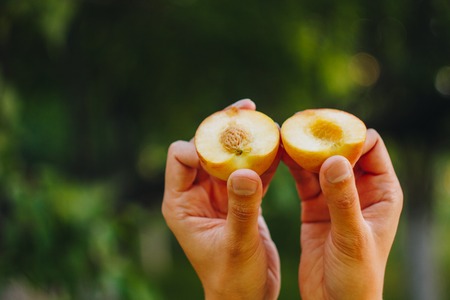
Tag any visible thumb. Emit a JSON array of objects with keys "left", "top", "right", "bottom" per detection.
[
  {"left": 319, "top": 156, "right": 365, "bottom": 236},
  {"left": 225, "top": 169, "right": 263, "bottom": 243}
]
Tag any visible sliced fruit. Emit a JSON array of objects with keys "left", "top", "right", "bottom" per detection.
[
  {"left": 194, "top": 106, "right": 280, "bottom": 181},
  {"left": 281, "top": 108, "right": 366, "bottom": 173}
]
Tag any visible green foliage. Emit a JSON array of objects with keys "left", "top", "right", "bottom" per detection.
[{"left": 0, "top": 165, "right": 165, "bottom": 299}]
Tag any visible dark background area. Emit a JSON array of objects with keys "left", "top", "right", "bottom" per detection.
[{"left": 1, "top": 0, "right": 450, "bottom": 299}]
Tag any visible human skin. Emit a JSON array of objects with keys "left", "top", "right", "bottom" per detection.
[
  {"left": 162, "top": 99, "right": 281, "bottom": 300},
  {"left": 162, "top": 99, "right": 403, "bottom": 299},
  {"left": 283, "top": 129, "right": 403, "bottom": 300}
]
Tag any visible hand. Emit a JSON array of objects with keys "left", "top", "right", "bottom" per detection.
[
  {"left": 283, "top": 129, "right": 403, "bottom": 300},
  {"left": 162, "top": 100, "right": 281, "bottom": 300}
]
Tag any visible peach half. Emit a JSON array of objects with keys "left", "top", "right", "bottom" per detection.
[
  {"left": 281, "top": 108, "right": 367, "bottom": 173},
  {"left": 194, "top": 106, "right": 280, "bottom": 181}
]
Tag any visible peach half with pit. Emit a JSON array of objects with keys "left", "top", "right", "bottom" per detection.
[
  {"left": 281, "top": 108, "right": 367, "bottom": 173},
  {"left": 194, "top": 107, "right": 280, "bottom": 181}
]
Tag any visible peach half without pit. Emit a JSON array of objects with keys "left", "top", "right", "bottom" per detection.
[{"left": 281, "top": 108, "right": 367, "bottom": 173}]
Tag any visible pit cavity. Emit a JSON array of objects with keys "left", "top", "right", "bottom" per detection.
[
  {"left": 220, "top": 125, "right": 252, "bottom": 155},
  {"left": 309, "top": 118, "right": 343, "bottom": 143}
]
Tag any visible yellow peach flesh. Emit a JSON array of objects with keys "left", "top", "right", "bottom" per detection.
[
  {"left": 195, "top": 107, "right": 279, "bottom": 180},
  {"left": 281, "top": 109, "right": 366, "bottom": 173}
]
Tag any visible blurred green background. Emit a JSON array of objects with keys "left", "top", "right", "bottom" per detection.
[{"left": 1, "top": 0, "right": 450, "bottom": 299}]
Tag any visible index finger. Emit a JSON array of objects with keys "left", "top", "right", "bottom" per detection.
[
  {"left": 260, "top": 146, "right": 282, "bottom": 195},
  {"left": 225, "top": 98, "right": 256, "bottom": 110},
  {"left": 357, "top": 129, "right": 395, "bottom": 175},
  {"left": 281, "top": 147, "right": 321, "bottom": 201},
  {"left": 164, "top": 140, "right": 200, "bottom": 194}
]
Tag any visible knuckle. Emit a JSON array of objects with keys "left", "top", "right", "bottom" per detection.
[
  {"left": 230, "top": 204, "right": 256, "bottom": 222},
  {"left": 161, "top": 201, "right": 173, "bottom": 229},
  {"left": 161, "top": 201, "right": 169, "bottom": 220},
  {"left": 161, "top": 196, "right": 180, "bottom": 228},
  {"left": 334, "top": 191, "right": 356, "bottom": 210}
]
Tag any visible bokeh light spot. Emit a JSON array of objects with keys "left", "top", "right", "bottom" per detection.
[
  {"left": 348, "top": 52, "right": 380, "bottom": 87},
  {"left": 435, "top": 66, "right": 450, "bottom": 96}
]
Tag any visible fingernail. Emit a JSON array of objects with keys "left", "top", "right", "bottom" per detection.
[
  {"left": 231, "top": 177, "right": 258, "bottom": 196},
  {"left": 325, "top": 158, "right": 352, "bottom": 184}
]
